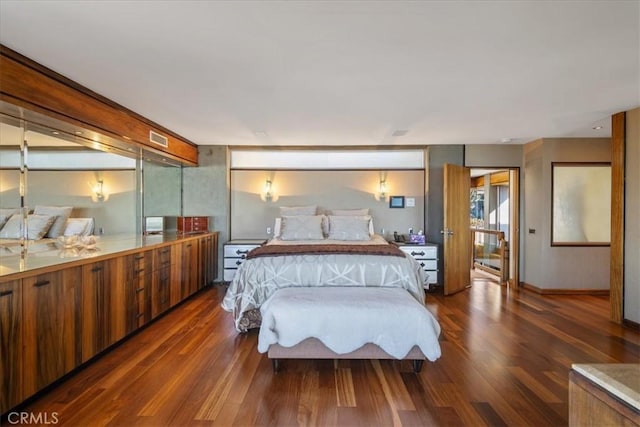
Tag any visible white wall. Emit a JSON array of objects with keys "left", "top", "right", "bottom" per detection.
[
  {"left": 523, "top": 138, "right": 611, "bottom": 290},
  {"left": 230, "top": 169, "right": 425, "bottom": 240}
]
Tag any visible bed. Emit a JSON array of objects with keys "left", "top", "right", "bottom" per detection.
[
  {"left": 221, "top": 208, "right": 442, "bottom": 368},
  {"left": 222, "top": 233, "right": 429, "bottom": 332}
]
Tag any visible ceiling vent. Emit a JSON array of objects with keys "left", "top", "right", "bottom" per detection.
[{"left": 149, "top": 130, "right": 168, "bottom": 147}]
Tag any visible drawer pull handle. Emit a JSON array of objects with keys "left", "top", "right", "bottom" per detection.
[
  {"left": 236, "top": 249, "right": 249, "bottom": 255},
  {"left": 34, "top": 280, "right": 51, "bottom": 287},
  {"left": 136, "top": 287, "right": 145, "bottom": 293},
  {"left": 161, "top": 249, "right": 170, "bottom": 254},
  {"left": 420, "top": 262, "right": 425, "bottom": 267},
  {"left": 135, "top": 255, "right": 145, "bottom": 260},
  {"left": 136, "top": 313, "right": 145, "bottom": 319},
  {"left": 0, "top": 290, "right": 13, "bottom": 298},
  {"left": 411, "top": 251, "right": 425, "bottom": 256},
  {"left": 91, "top": 266, "right": 103, "bottom": 272},
  {"left": 235, "top": 260, "right": 242, "bottom": 266},
  {"left": 135, "top": 268, "right": 145, "bottom": 274}
]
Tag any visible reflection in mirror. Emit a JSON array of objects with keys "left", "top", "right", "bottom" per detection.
[
  {"left": 143, "top": 156, "right": 182, "bottom": 233},
  {"left": 0, "top": 115, "right": 22, "bottom": 212},
  {"left": 23, "top": 122, "right": 138, "bottom": 236}
]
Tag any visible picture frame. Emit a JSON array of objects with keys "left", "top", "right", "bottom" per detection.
[
  {"left": 389, "top": 195, "right": 405, "bottom": 208},
  {"left": 551, "top": 162, "right": 611, "bottom": 246}
]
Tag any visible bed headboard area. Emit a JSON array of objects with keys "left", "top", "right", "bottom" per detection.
[{"left": 230, "top": 169, "right": 425, "bottom": 240}]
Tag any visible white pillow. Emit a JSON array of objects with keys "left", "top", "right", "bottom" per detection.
[
  {"left": 327, "top": 215, "right": 372, "bottom": 241},
  {"left": 279, "top": 205, "right": 317, "bottom": 216},
  {"left": 274, "top": 215, "right": 329, "bottom": 238},
  {"left": 0, "top": 213, "right": 56, "bottom": 240},
  {"left": 63, "top": 218, "right": 95, "bottom": 236},
  {"left": 279, "top": 215, "right": 324, "bottom": 241},
  {"left": 34, "top": 205, "right": 73, "bottom": 238}
]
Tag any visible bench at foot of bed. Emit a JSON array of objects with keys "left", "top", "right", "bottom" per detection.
[{"left": 267, "top": 337, "right": 426, "bottom": 373}]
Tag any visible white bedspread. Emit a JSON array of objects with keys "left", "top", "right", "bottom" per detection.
[
  {"left": 222, "top": 235, "right": 428, "bottom": 332},
  {"left": 258, "top": 287, "right": 442, "bottom": 361}
]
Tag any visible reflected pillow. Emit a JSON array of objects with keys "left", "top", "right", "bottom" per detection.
[
  {"left": 34, "top": 205, "right": 73, "bottom": 238},
  {"left": 327, "top": 215, "right": 372, "bottom": 241},
  {"left": 279, "top": 205, "right": 317, "bottom": 216},
  {"left": 0, "top": 213, "right": 57, "bottom": 240},
  {"left": 63, "top": 218, "right": 95, "bottom": 236},
  {"left": 279, "top": 215, "right": 324, "bottom": 241}
]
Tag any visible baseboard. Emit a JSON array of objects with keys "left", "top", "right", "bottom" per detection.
[
  {"left": 521, "top": 282, "right": 610, "bottom": 296},
  {"left": 622, "top": 319, "right": 640, "bottom": 331}
]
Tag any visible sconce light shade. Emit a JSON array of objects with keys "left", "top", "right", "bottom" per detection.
[
  {"left": 379, "top": 180, "right": 387, "bottom": 200},
  {"left": 95, "top": 180, "right": 105, "bottom": 201},
  {"left": 264, "top": 179, "right": 273, "bottom": 201}
]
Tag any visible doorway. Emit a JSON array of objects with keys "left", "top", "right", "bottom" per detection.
[{"left": 469, "top": 168, "right": 520, "bottom": 290}]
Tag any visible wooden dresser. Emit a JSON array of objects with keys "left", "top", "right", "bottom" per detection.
[{"left": 0, "top": 232, "right": 218, "bottom": 415}]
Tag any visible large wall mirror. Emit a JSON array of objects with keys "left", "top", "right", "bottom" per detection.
[{"left": 0, "top": 106, "right": 184, "bottom": 264}]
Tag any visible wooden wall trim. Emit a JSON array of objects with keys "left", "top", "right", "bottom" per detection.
[
  {"left": 610, "top": 112, "right": 625, "bottom": 323},
  {"left": 521, "top": 282, "right": 610, "bottom": 296},
  {"left": 0, "top": 45, "right": 198, "bottom": 166}
]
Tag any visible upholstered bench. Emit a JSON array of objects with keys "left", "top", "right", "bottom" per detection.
[{"left": 257, "top": 286, "right": 442, "bottom": 373}]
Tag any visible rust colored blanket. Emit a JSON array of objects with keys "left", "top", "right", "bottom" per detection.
[{"left": 246, "top": 242, "right": 406, "bottom": 259}]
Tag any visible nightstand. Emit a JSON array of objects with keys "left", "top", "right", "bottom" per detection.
[
  {"left": 223, "top": 239, "right": 266, "bottom": 282},
  {"left": 392, "top": 242, "right": 438, "bottom": 287}
]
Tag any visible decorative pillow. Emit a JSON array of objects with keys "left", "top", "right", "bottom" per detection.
[
  {"left": 327, "top": 215, "right": 372, "bottom": 241},
  {"left": 34, "top": 205, "right": 73, "bottom": 238},
  {"left": 63, "top": 218, "right": 95, "bottom": 236},
  {"left": 279, "top": 205, "right": 317, "bottom": 216},
  {"left": 279, "top": 215, "right": 324, "bottom": 241},
  {"left": 329, "top": 208, "right": 369, "bottom": 216},
  {"left": 0, "top": 213, "right": 56, "bottom": 240}
]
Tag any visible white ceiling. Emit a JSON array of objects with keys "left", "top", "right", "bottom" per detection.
[{"left": 0, "top": 1, "right": 638, "bottom": 147}]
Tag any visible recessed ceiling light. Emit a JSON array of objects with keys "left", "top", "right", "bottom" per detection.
[
  {"left": 592, "top": 125, "right": 603, "bottom": 130},
  {"left": 392, "top": 130, "right": 409, "bottom": 137},
  {"left": 52, "top": 131, "right": 59, "bottom": 135},
  {"left": 75, "top": 131, "right": 83, "bottom": 135},
  {"left": 500, "top": 138, "right": 513, "bottom": 143},
  {"left": 254, "top": 131, "right": 268, "bottom": 137}
]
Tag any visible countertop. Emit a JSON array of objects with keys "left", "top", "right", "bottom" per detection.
[
  {"left": 572, "top": 363, "right": 640, "bottom": 410},
  {"left": 0, "top": 232, "right": 215, "bottom": 279}
]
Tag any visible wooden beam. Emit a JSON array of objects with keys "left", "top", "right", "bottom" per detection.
[
  {"left": 610, "top": 111, "right": 625, "bottom": 323},
  {"left": 0, "top": 44, "right": 198, "bottom": 166}
]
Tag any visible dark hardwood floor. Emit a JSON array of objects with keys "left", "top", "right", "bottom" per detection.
[{"left": 14, "top": 277, "right": 640, "bottom": 426}]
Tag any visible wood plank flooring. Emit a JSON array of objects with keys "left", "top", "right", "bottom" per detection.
[{"left": 12, "top": 278, "right": 640, "bottom": 426}]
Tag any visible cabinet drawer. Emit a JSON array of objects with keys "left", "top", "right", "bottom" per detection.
[
  {"left": 399, "top": 246, "right": 437, "bottom": 259},
  {"left": 416, "top": 260, "right": 437, "bottom": 270},
  {"left": 425, "top": 271, "right": 437, "bottom": 284},
  {"left": 224, "top": 258, "right": 246, "bottom": 269},
  {"left": 224, "top": 245, "right": 260, "bottom": 258}
]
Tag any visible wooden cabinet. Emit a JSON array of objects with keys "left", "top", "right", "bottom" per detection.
[
  {"left": 181, "top": 240, "right": 199, "bottom": 297},
  {"left": 22, "top": 268, "right": 81, "bottom": 398},
  {"left": 177, "top": 216, "right": 209, "bottom": 234},
  {"left": 199, "top": 233, "right": 218, "bottom": 287},
  {"left": 0, "top": 280, "right": 22, "bottom": 414},
  {"left": 152, "top": 246, "right": 172, "bottom": 318},
  {"left": 80, "top": 258, "right": 124, "bottom": 362},
  {"left": 125, "top": 251, "right": 152, "bottom": 332},
  {"left": 0, "top": 232, "right": 218, "bottom": 414}
]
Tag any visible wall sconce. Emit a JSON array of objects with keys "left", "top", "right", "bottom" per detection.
[
  {"left": 90, "top": 179, "right": 108, "bottom": 202},
  {"left": 379, "top": 179, "right": 387, "bottom": 200},
  {"left": 264, "top": 179, "right": 273, "bottom": 201}
]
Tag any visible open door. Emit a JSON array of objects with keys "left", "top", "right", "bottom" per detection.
[{"left": 443, "top": 163, "right": 471, "bottom": 295}]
